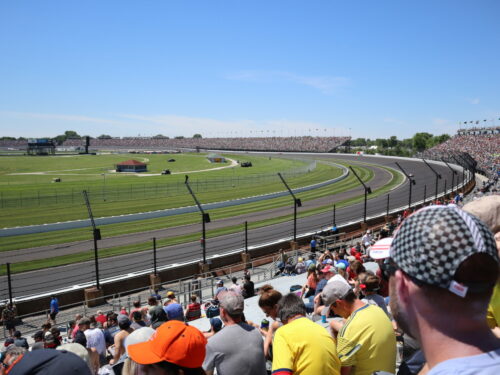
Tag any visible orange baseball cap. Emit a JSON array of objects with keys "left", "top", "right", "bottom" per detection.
[{"left": 127, "top": 320, "right": 207, "bottom": 368}]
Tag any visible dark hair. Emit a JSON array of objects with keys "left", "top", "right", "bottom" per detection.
[
  {"left": 231, "top": 276, "right": 237, "bottom": 284},
  {"left": 132, "top": 311, "right": 142, "bottom": 321},
  {"left": 145, "top": 361, "right": 207, "bottom": 375},
  {"left": 133, "top": 300, "right": 141, "bottom": 308},
  {"left": 351, "top": 260, "right": 366, "bottom": 275},
  {"left": 148, "top": 296, "right": 158, "bottom": 305},
  {"left": 108, "top": 313, "right": 118, "bottom": 323},
  {"left": 258, "top": 285, "right": 282, "bottom": 309},
  {"left": 244, "top": 274, "right": 251, "bottom": 281},
  {"left": 342, "top": 290, "right": 357, "bottom": 303},
  {"left": 119, "top": 320, "right": 131, "bottom": 330},
  {"left": 277, "top": 293, "right": 306, "bottom": 322}
]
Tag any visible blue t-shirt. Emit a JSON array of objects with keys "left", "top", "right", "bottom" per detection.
[
  {"left": 427, "top": 348, "right": 500, "bottom": 375},
  {"left": 50, "top": 298, "right": 59, "bottom": 313},
  {"left": 314, "top": 279, "right": 328, "bottom": 296},
  {"left": 310, "top": 239, "right": 317, "bottom": 248}
]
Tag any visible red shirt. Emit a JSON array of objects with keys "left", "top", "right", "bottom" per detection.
[
  {"left": 96, "top": 314, "right": 107, "bottom": 325},
  {"left": 185, "top": 302, "right": 201, "bottom": 321}
]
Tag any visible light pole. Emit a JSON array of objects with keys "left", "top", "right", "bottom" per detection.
[
  {"left": 349, "top": 166, "right": 372, "bottom": 223},
  {"left": 422, "top": 159, "right": 442, "bottom": 201},
  {"left": 101, "top": 173, "right": 106, "bottom": 201},
  {"left": 395, "top": 162, "right": 416, "bottom": 209},
  {"left": 82, "top": 190, "right": 101, "bottom": 290},
  {"left": 185, "top": 175, "right": 210, "bottom": 264},
  {"left": 277, "top": 173, "right": 302, "bottom": 242}
]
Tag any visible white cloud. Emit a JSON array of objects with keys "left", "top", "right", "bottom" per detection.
[{"left": 225, "top": 70, "right": 350, "bottom": 94}]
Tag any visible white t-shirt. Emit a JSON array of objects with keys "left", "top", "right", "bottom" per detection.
[
  {"left": 84, "top": 328, "right": 106, "bottom": 355},
  {"left": 427, "top": 348, "right": 500, "bottom": 375}
]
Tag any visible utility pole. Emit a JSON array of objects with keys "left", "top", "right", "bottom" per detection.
[{"left": 277, "top": 173, "right": 302, "bottom": 242}]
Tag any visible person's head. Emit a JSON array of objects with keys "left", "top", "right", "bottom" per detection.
[
  {"left": 8, "top": 348, "right": 91, "bottom": 375},
  {"left": 463, "top": 195, "right": 500, "bottom": 257},
  {"left": 218, "top": 291, "right": 244, "bottom": 323},
  {"left": 190, "top": 294, "right": 198, "bottom": 303},
  {"left": 321, "top": 265, "right": 336, "bottom": 280},
  {"left": 132, "top": 311, "right": 143, "bottom": 322},
  {"left": 276, "top": 293, "right": 306, "bottom": 324},
  {"left": 216, "top": 280, "right": 224, "bottom": 287},
  {"left": 209, "top": 317, "right": 223, "bottom": 333},
  {"left": 350, "top": 260, "right": 366, "bottom": 276},
  {"left": 244, "top": 274, "right": 251, "bottom": 282},
  {"left": 167, "top": 291, "right": 176, "bottom": 300},
  {"left": 148, "top": 296, "right": 158, "bottom": 306},
  {"left": 50, "top": 295, "right": 56, "bottom": 300},
  {"left": 165, "top": 303, "right": 185, "bottom": 322},
  {"left": 387, "top": 205, "right": 499, "bottom": 339},
  {"left": 107, "top": 313, "right": 118, "bottom": 326},
  {"left": 133, "top": 300, "right": 141, "bottom": 309},
  {"left": 32, "top": 331, "right": 43, "bottom": 342},
  {"left": 321, "top": 280, "right": 357, "bottom": 319},
  {"left": 359, "top": 274, "right": 380, "bottom": 295},
  {"left": 78, "top": 317, "right": 91, "bottom": 331},
  {"left": 258, "top": 284, "right": 282, "bottom": 319},
  {"left": 231, "top": 276, "right": 237, "bottom": 284},
  {"left": 127, "top": 321, "right": 207, "bottom": 375},
  {"left": 41, "top": 323, "right": 51, "bottom": 332},
  {"left": 13, "top": 330, "right": 21, "bottom": 339},
  {"left": 118, "top": 314, "right": 132, "bottom": 330}
]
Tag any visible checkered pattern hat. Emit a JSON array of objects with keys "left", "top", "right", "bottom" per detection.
[{"left": 391, "top": 205, "right": 498, "bottom": 294}]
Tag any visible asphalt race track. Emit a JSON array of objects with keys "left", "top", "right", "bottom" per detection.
[{"left": 0, "top": 154, "right": 466, "bottom": 301}]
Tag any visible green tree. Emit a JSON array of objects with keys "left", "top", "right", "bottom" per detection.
[
  {"left": 174, "top": 136, "right": 185, "bottom": 139},
  {"left": 97, "top": 134, "right": 112, "bottom": 139},
  {"left": 412, "top": 132, "right": 433, "bottom": 152},
  {"left": 193, "top": 134, "right": 202, "bottom": 138},
  {"left": 64, "top": 130, "right": 81, "bottom": 139},
  {"left": 388, "top": 136, "right": 399, "bottom": 148},
  {"left": 375, "top": 138, "right": 388, "bottom": 148}
]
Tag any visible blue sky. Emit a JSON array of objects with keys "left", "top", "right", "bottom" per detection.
[{"left": 1, "top": 1, "right": 499, "bottom": 139}]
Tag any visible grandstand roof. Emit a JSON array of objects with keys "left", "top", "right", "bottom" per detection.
[{"left": 116, "top": 159, "right": 147, "bottom": 166}]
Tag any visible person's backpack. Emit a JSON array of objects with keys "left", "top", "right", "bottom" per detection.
[{"left": 206, "top": 304, "right": 220, "bottom": 318}]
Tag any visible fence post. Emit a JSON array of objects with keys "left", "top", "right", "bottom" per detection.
[
  {"left": 6, "top": 263, "right": 13, "bottom": 305},
  {"left": 153, "top": 238, "right": 157, "bottom": 276},
  {"left": 244, "top": 221, "right": 248, "bottom": 253}
]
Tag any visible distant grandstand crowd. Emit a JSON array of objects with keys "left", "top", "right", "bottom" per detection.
[
  {"left": 59, "top": 136, "right": 351, "bottom": 153},
  {"left": 421, "top": 132, "right": 500, "bottom": 178}
]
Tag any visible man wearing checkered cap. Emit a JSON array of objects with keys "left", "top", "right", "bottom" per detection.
[{"left": 387, "top": 205, "right": 500, "bottom": 374}]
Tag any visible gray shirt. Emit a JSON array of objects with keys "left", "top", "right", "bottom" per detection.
[
  {"left": 203, "top": 323, "right": 266, "bottom": 375},
  {"left": 427, "top": 348, "right": 500, "bottom": 375}
]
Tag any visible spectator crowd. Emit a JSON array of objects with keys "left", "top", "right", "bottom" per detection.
[
  {"left": 2, "top": 197, "right": 500, "bottom": 374},
  {"left": 59, "top": 136, "right": 350, "bottom": 153}
]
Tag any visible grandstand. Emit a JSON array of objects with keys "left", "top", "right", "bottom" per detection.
[
  {"left": 62, "top": 136, "right": 351, "bottom": 153},
  {"left": 421, "top": 127, "right": 500, "bottom": 178}
]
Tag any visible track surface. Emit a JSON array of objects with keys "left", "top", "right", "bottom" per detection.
[{"left": 0, "top": 154, "right": 463, "bottom": 300}]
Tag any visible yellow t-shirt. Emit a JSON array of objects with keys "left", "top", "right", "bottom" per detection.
[
  {"left": 487, "top": 282, "right": 500, "bottom": 329},
  {"left": 272, "top": 317, "right": 340, "bottom": 375},
  {"left": 337, "top": 304, "right": 396, "bottom": 375}
]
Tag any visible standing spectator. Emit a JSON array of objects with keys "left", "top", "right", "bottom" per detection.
[
  {"left": 109, "top": 314, "right": 133, "bottom": 365},
  {"left": 81, "top": 317, "right": 106, "bottom": 367},
  {"left": 310, "top": 238, "right": 317, "bottom": 253},
  {"left": 272, "top": 293, "right": 341, "bottom": 375},
  {"left": 361, "top": 230, "right": 372, "bottom": 251},
  {"left": 185, "top": 294, "right": 202, "bottom": 321},
  {"left": 320, "top": 280, "right": 396, "bottom": 375},
  {"left": 388, "top": 205, "right": 500, "bottom": 374},
  {"left": 203, "top": 291, "right": 267, "bottom": 375},
  {"left": 13, "top": 330, "right": 29, "bottom": 350},
  {"left": 1, "top": 302, "right": 17, "bottom": 337},
  {"left": 103, "top": 313, "right": 119, "bottom": 347},
  {"left": 242, "top": 274, "right": 255, "bottom": 299},
  {"left": 49, "top": 295, "right": 59, "bottom": 324},
  {"left": 228, "top": 276, "right": 242, "bottom": 294}
]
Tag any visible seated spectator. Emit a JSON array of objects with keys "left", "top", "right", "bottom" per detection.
[
  {"left": 13, "top": 330, "right": 29, "bottom": 350},
  {"left": 258, "top": 284, "right": 283, "bottom": 359},
  {"left": 203, "top": 317, "right": 223, "bottom": 339},
  {"left": 95, "top": 310, "right": 107, "bottom": 326},
  {"left": 242, "top": 274, "right": 255, "bottom": 299},
  {"left": 272, "top": 293, "right": 341, "bottom": 375},
  {"left": 31, "top": 331, "right": 44, "bottom": 351},
  {"left": 203, "top": 291, "right": 267, "bottom": 375},
  {"left": 388, "top": 205, "right": 500, "bottom": 374},
  {"left": 129, "top": 300, "right": 142, "bottom": 320},
  {"left": 103, "top": 313, "right": 119, "bottom": 346},
  {"left": 214, "top": 280, "right": 227, "bottom": 300},
  {"left": 185, "top": 294, "right": 202, "bottom": 321},
  {"left": 301, "top": 268, "right": 318, "bottom": 298},
  {"left": 165, "top": 303, "right": 185, "bottom": 322},
  {"left": 127, "top": 320, "right": 207, "bottom": 375},
  {"left": 358, "top": 273, "right": 390, "bottom": 317},
  {"left": 320, "top": 280, "right": 396, "bottom": 375},
  {"left": 295, "top": 257, "right": 306, "bottom": 274},
  {"left": 164, "top": 291, "right": 178, "bottom": 306},
  {"left": 81, "top": 317, "right": 107, "bottom": 368},
  {"left": 8, "top": 348, "right": 92, "bottom": 375},
  {"left": 149, "top": 301, "right": 168, "bottom": 329},
  {"left": 131, "top": 310, "right": 146, "bottom": 330},
  {"left": 44, "top": 331, "right": 58, "bottom": 349}
]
